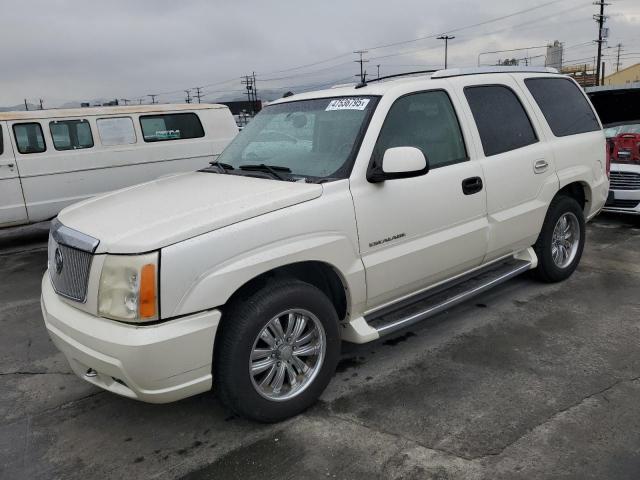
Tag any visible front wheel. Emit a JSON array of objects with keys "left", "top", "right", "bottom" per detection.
[
  {"left": 533, "top": 195, "right": 586, "bottom": 283},
  {"left": 213, "top": 279, "right": 340, "bottom": 422}
]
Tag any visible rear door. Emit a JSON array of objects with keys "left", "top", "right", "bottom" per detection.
[
  {"left": 0, "top": 121, "right": 28, "bottom": 227},
  {"left": 451, "top": 75, "right": 559, "bottom": 262}
]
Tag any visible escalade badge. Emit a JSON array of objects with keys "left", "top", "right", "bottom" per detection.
[{"left": 54, "top": 247, "right": 64, "bottom": 274}]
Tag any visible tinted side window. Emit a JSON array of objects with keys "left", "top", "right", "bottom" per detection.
[
  {"left": 13, "top": 123, "right": 46, "bottom": 154},
  {"left": 525, "top": 77, "right": 600, "bottom": 137},
  {"left": 140, "top": 113, "right": 205, "bottom": 142},
  {"left": 97, "top": 117, "right": 137, "bottom": 146},
  {"left": 49, "top": 119, "right": 94, "bottom": 151},
  {"left": 374, "top": 90, "right": 467, "bottom": 169},
  {"left": 464, "top": 85, "right": 537, "bottom": 157},
  {"left": 0, "top": 127, "right": 3, "bottom": 155}
]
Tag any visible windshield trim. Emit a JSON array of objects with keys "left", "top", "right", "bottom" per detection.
[{"left": 228, "top": 95, "right": 382, "bottom": 182}]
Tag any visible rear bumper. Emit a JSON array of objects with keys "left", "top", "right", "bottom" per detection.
[
  {"left": 41, "top": 274, "right": 220, "bottom": 403},
  {"left": 603, "top": 188, "right": 640, "bottom": 215}
]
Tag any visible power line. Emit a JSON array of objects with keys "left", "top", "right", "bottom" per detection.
[{"left": 364, "top": 0, "right": 569, "bottom": 52}]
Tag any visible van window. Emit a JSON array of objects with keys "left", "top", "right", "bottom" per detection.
[
  {"left": 374, "top": 90, "right": 467, "bottom": 169},
  {"left": 97, "top": 117, "right": 137, "bottom": 146},
  {"left": 464, "top": 85, "right": 538, "bottom": 157},
  {"left": 13, "top": 123, "right": 46, "bottom": 154},
  {"left": 0, "top": 128, "right": 3, "bottom": 155},
  {"left": 525, "top": 78, "right": 600, "bottom": 137},
  {"left": 139, "top": 113, "right": 204, "bottom": 142},
  {"left": 49, "top": 119, "right": 94, "bottom": 151}
]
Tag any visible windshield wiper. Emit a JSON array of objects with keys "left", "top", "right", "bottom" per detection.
[
  {"left": 208, "top": 160, "right": 235, "bottom": 173},
  {"left": 239, "top": 163, "right": 291, "bottom": 181}
]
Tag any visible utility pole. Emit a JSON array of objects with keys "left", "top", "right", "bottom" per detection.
[
  {"left": 120, "top": 98, "right": 130, "bottom": 106},
  {"left": 138, "top": 98, "right": 143, "bottom": 105},
  {"left": 24, "top": 99, "right": 29, "bottom": 111},
  {"left": 354, "top": 50, "right": 369, "bottom": 83},
  {"left": 615, "top": 42, "right": 623, "bottom": 72},
  {"left": 184, "top": 89, "right": 192, "bottom": 104},
  {"left": 241, "top": 75, "right": 256, "bottom": 115},
  {"left": 193, "top": 86, "right": 203, "bottom": 103},
  {"left": 252, "top": 72, "right": 259, "bottom": 113},
  {"left": 39, "top": 99, "right": 44, "bottom": 110},
  {"left": 148, "top": 94, "right": 158, "bottom": 104},
  {"left": 376, "top": 64, "right": 381, "bottom": 79},
  {"left": 437, "top": 35, "right": 455, "bottom": 69},
  {"left": 593, "top": 0, "right": 610, "bottom": 86}
]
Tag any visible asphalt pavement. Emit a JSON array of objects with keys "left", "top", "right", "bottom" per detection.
[{"left": 1, "top": 214, "right": 639, "bottom": 479}]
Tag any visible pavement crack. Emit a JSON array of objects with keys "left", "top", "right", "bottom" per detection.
[
  {"left": 320, "top": 402, "right": 475, "bottom": 462},
  {"left": 473, "top": 374, "right": 640, "bottom": 460}
]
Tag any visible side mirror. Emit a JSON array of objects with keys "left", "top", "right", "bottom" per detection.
[{"left": 367, "top": 146, "right": 429, "bottom": 183}]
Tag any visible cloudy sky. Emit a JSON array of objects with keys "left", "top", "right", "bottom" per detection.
[{"left": 1, "top": 0, "right": 639, "bottom": 107}]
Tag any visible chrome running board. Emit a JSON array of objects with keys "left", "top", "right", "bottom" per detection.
[{"left": 367, "top": 258, "right": 532, "bottom": 337}]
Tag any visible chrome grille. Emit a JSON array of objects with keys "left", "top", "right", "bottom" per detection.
[
  {"left": 610, "top": 171, "right": 640, "bottom": 191},
  {"left": 48, "top": 219, "right": 99, "bottom": 303}
]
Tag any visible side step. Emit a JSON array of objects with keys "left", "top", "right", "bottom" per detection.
[{"left": 366, "top": 258, "right": 532, "bottom": 337}]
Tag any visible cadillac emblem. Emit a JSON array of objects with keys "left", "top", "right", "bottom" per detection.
[{"left": 54, "top": 247, "right": 64, "bottom": 274}]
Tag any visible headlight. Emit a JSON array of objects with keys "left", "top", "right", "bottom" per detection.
[{"left": 98, "top": 252, "right": 159, "bottom": 322}]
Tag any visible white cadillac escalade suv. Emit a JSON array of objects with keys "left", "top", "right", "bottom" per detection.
[{"left": 41, "top": 67, "right": 608, "bottom": 422}]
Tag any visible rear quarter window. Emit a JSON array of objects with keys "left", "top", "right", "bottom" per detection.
[
  {"left": 139, "top": 113, "right": 204, "bottom": 142},
  {"left": 524, "top": 77, "right": 600, "bottom": 137}
]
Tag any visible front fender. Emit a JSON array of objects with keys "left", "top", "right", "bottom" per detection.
[{"left": 159, "top": 184, "right": 365, "bottom": 318}]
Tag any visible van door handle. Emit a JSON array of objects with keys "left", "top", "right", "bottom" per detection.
[
  {"left": 534, "top": 159, "right": 549, "bottom": 174},
  {"left": 462, "top": 176, "right": 483, "bottom": 195},
  {"left": 0, "top": 162, "right": 15, "bottom": 169}
]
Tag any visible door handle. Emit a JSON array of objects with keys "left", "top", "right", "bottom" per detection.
[
  {"left": 534, "top": 159, "right": 549, "bottom": 174},
  {"left": 462, "top": 176, "right": 483, "bottom": 195}
]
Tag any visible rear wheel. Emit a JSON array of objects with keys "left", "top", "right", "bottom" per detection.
[
  {"left": 214, "top": 279, "right": 340, "bottom": 422},
  {"left": 533, "top": 195, "right": 585, "bottom": 283}
]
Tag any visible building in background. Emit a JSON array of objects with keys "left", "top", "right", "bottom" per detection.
[
  {"left": 561, "top": 64, "right": 597, "bottom": 87},
  {"left": 603, "top": 63, "right": 640, "bottom": 86},
  {"left": 545, "top": 40, "right": 563, "bottom": 70}
]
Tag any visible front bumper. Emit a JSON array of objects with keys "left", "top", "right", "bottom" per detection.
[{"left": 41, "top": 274, "right": 221, "bottom": 403}]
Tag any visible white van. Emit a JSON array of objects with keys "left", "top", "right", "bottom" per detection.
[{"left": 0, "top": 104, "right": 238, "bottom": 228}]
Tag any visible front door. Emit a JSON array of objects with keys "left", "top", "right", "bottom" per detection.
[
  {"left": 350, "top": 89, "right": 488, "bottom": 310},
  {"left": 0, "top": 122, "right": 28, "bottom": 227}
]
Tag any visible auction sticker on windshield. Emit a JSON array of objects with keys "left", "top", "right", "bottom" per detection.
[{"left": 326, "top": 98, "right": 370, "bottom": 111}]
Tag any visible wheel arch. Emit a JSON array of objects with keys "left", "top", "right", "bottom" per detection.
[
  {"left": 222, "top": 260, "right": 350, "bottom": 322},
  {"left": 557, "top": 180, "right": 590, "bottom": 214}
]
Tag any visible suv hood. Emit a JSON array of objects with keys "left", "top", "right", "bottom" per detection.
[{"left": 58, "top": 172, "right": 322, "bottom": 253}]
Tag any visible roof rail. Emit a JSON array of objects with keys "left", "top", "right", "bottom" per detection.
[{"left": 431, "top": 66, "right": 559, "bottom": 79}]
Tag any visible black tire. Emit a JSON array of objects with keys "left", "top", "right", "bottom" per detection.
[
  {"left": 213, "top": 279, "right": 340, "bottom": 422},
  {"left": 533, "top": 195, "right": 586, "bottom": 283}
]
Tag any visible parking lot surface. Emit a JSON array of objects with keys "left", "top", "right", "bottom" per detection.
[{"left": 1, "top": 215, "right": 639, "bottom": 479}]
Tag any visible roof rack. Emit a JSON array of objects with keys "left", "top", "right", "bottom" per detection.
[
  {"left": 431, "top": 66, "right": 559, "bottom": 79},
  {"left": 353, "top": 69, "right": 437, "bottom": 89}
]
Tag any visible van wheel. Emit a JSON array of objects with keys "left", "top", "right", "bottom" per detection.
[
  {"left": 213, "top": 279, "right": 340, "bottom": 422},
  {"left": 533, "top": 195, "right": 585, "bottom": 283}
]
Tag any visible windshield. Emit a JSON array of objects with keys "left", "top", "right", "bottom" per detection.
[
  {"left": 214, "top": 96, "right": 378, "bottom": 181},
  {"left": 604, "top": 123, "right": 640, "bottom": 138}
]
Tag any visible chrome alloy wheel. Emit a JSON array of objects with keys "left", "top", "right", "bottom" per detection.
[
  {"left": 551, "top": 212, "right": 580, "bottom": 269},
  {"left": 249, "top": 309, "right": 326, "bottom": 401}
]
